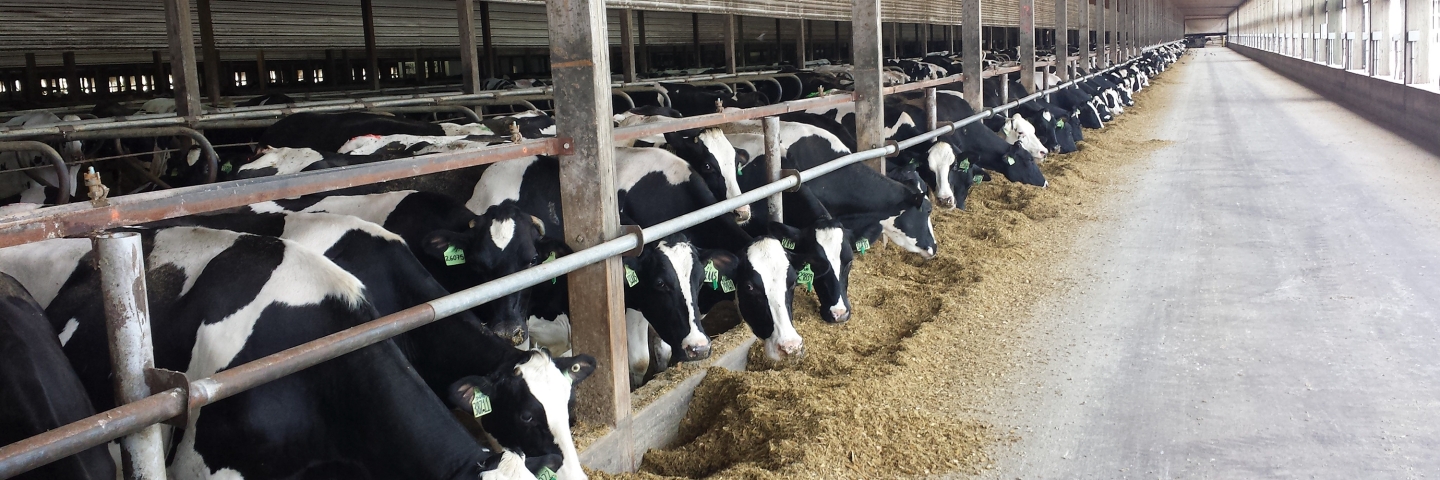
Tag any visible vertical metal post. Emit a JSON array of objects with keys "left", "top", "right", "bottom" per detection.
[
  {"left": 1080, "top": 0, "right": 1091, "bottom": 71},
  {"left": 1099, "top": 0, "right": 1109, "bottom": 66},
  {"left": 924, "top": 87, "right": 938, "bottom": 131},
  {"left": 63, "top": 52, "right": 80, "bottom": 98},
  {"left": 413, "top": 48, "right": 426, "bottom": 84},
  {"left": 1110, "top": 0, "right": 1120, "bottom": 65},
  {"left": 725, "top": 15, "right": 738, "bottom": 74},
  {"left": 94, "top": 232, "right": 167, "bottom": 480},
  {"left": 962, "top": 0, "right": 984, "bottom": 111},
  {"left": 853, "top": 0, "right": 886, "bottom": 173},
  {"left": 197, "top": 0, "right": 222, "bottom": 106},
  {"left": 1057, "top": 0, "right": 1069, "bottom": 79},
  {"left": 457, "top": 0, "right": 482, "bottom": 93},
  {"left": 738, "top": 16, "right": 747, "bottom": 68},
  {"left": 946, "top": 25, "right": 956, "bottom": 52},
  {"left": 762, "top": 116, "right": 784, "bottom": 221},
  {"left": 619, "top": 9, "right": 638, "bottom": 82},
  {"left": 637, "top": 11, "right": 649, "bottom": 74},
  {"left": 546, "top": 0, "right": 630, "bottom": 461},
  {"left": 1021, "top": 0, "right": 1037, "bottom": 92},
  {"left": 163, "top": 0, "right": 202, "bottom": 116},
  {"left": 152, "top": 51, "right": 167, "bottom": 93},
  {"left": 480, "top": 1, "right": 496, "bottom": 78},
  {"left": 834, "top": 21, "right": 843, "bottom": 62},
  {"left": 776, "top": 18, "right": 785, "bottom": 64},
  {"left": 889, "top": 22, "right": 900, "bottom": 58},
  {"left": 22, "top": 54, "right": 37, "bottom": 102},
  {"left": 797, "top": 19, "right": 808, "bottom": 66},
  {"left": 361, "top": 0, "right": 381, "bottom": 90},
  {"left": 692, "top": 13, "right": 703, "bottom": 68}
]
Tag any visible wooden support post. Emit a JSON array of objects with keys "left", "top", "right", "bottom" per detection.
[
  {"left": 1057, "top": 0, "right": 1069, "bottom": 79},
  {"left": 152, "top": 51, "right": 167, "bottom": 93},
  {"left": 889, "top": 22, "right": 899, "bottom": 58},
  {"left": 163, "top": 0, "right": 202, "bottom": 116},
  {"left": 480, "top": 1, "right": 495, "bottom": 78},
  {"left": 725, "top": 15, "right": 738, "bottom": 74},
  {"left": 775, "top": 18, "right": 784, "bottom": 65},
  {"left": 361, "top": 0, "right": 381, "bottom": 90},
  {"left": 946, "top": 25, "right": 955, "bottom": 52},
  {"left": 546, "top": 0, "right": 629, "bottom": 454},
  {"left": 1080, "top": 0, "right": 1091, "bottom": 71},
  {"left": 1020, "top": 0, "right": 1037, "bottom": 92},
  {"left": 637, "top": 11, "right": 649, "bottom": 74},
  {"left": 197, "top": 0, "right": 222, "bottom": 106},
  {"left": 619, "top": 9, "right": 638, "bottom": 82},
  {"left": 1101, "top": 0, "right": 1111, "bottom": 66},
  {"left": 24, "top": 53, "right": 39, "bottom": 102},
  {"left": 456, "top": 0, "right": 482, "bottom": 93},
  {"left": 854, "top": 0, "right": 885, "bottom": 173},
  {"left": 413, "top": 48, "right": 426, "bottom": 84},
  {"left": 834, "top": 21, "right": 842, "bottom": 62},
  {"left": 63, "top": 52, "right": 80, "bottom": 97},
  {"left": 963, "top": 0, "right": 984, "bottom": 111},
  {"left": 763, "top": 116, "right": 784, "bottom": 221},
  {"left": 737, "top": 16, "right": 747, "bottom": 67},
  {"left": 692, "top": 13, "right": 703, "bottom": 68},
  {"left": 256, "top": 50, "right": 267, "bottom": 92},
  {"left": 796, "top": 19, "right": 808, "bottom": 66}
]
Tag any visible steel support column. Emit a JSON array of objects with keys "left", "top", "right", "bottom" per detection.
[
  {"left": 94, "top": 232, "right": 167, "bottom": 480},
  {"left": 853, "top": 0, "right": 886, "bottom": 173},
  {"left": 457, "top": 0, "right": 483, "bottom": 93},
  {"left": 1021, "top": 0, "right": 1037, "bottom": 92},
  {"left": 546, "top": 0, "right": 630, "bottom": 460},
  {"left": 763, "top": 117, "right": 784, "bottom": 221},
  {"left": 963, "top": 0, "right": 984, "bottom": 111},
  {"left": 362, "top": 0, "right": 381, "bottom": 90},
  {"left": 197, "top": 0, "right": 222, "bottom": 106},
  {"left": 163, "top": 0, "right": 202, "bottom": 116}
]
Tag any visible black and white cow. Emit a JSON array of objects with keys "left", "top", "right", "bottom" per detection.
[
  {"left": 0, "top": 113, "right": 83, "bottom": 205},
  {"left": 0, "top": 230, "right": 554, "bottom": 480},
  {"left": 257, "top": 112, "right": 498, "bottom": 152},
  {"left": 337, "top": 134, "right": 507, "bottom": 157},
  {"left": 232, "top": 147, "right": 391, "bottom": 179},
  {"left": 614, "top": 108, "right": 751, "bottom": 223},
  {"left": 469, "top": 150, "right": 807, "bottom": 362},
  {"left": 248, "top": 190, "right": 546, "bottom": 345},
  {"left": 143, "top": 211, "right": 593, "bottom": 477},
  {"left": 0, "top": 272, "right": 115, "bottom": 480}
]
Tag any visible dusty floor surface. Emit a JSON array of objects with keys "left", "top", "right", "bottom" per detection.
[
  {"left": 590, "top": 51, "right": 1189, "bottom": 479},
  {"left": 970, "top": 48, "right": 1440, "bottom": 479}
]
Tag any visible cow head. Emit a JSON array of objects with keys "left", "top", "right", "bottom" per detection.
[
  {"left": 422, "top": 203, "right": 548, "bottom": 345},
  {"left": 1046, "top": 110, "right": 1080, "bottom": 154},
  {"left": 923, "top": 141, "right": 966, "bottom": 209},
  {"left": 622, "top": 235, "right": 718, "bottom": 362},
  {"left": 448, "top": 350, "right": 592, "bottom": 480},
  {"left": 719, "top": 237, "right": 802, "bottom": 362},
  {"left": 664, "top": 128, "right": 749, "bottom": 224},
  {"left": 768, "top": 220, "right": 874, "bottom": 324},
  {"left": 880, "top": 190, "right": 938, "bottom": 259},
  {"left": 1002, "top": 113, "right": 1049, "bottom": 161},
  {"left": 990, "top": 142, "right": 1046, "bottom": 188}
]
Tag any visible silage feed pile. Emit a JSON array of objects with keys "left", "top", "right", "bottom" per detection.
[{"left": 592, "top": 54, "right": 1188, "bottom": 480}]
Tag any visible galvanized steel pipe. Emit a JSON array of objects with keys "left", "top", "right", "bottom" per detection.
[
  {"left": 93, "top": 232, "right": 168, "bottom": 480},
  {"left": 0, "top": 141, "right": 71, "bottom": 204}
]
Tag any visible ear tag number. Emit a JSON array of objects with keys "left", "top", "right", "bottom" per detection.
[
  {"left": 537, "top": 467, "right": 558, "bottom": 480},
  {"left": 958, "top": 159, "right": 970, "bottom": 171},
  {"left": 1006, "top": 156, "right": 1016, "bottom": 166},
  {"left": 720, "top": 276, "right": 736, "bottom": 293},
  {"left": 470, "top": 391, "right": 492, "bottom": 418},
  {"left": 624, "top": 265, "right": 640, "bottom": 288},
  {"left": 796, "top": 264, "right": 815, "bottom": 292},
  {"left": 703, "top": 260, "right": 719, "bottom": 289},
  {"left": 444, "top": 245, "right": 467, "bottom": 266},
  {"left": 855, "top": 238, "right": 870, "bottom": 255},
  {"left": 780, "top": 238, "right": 796, "bottom": 250}
]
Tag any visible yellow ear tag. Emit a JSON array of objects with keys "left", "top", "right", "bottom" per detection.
[
  {"left": 470, "top": 391, "right": 492, "bottom": 418},
  {"left": 444, "top": 245, "right": 466, "bottom": 266},
  {"left": 796, "top": 264, "right": 814, "bottom": 292},
  {"left": 624, "top": 265, "right": 640, "bottom": 288}
]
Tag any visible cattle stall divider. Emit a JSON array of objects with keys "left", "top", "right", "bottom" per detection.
[
  {"left": 0, "top": 141, "right": 71, "bottom": 204},
  {"left": 0, "top": 40, "right": 1181, "bottom": 477}
]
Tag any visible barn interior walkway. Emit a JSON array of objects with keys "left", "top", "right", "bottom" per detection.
[{"left": 977, "top": 48, "right": 1440, "bottom": 478}]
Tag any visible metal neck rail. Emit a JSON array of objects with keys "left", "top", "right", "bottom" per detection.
[{"left": 0, "top": 41, "right": 1181, "bottom": 477}]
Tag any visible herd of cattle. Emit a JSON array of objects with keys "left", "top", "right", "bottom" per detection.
[{"left": 0, "top": 44, "right": 1182, "bottom": 480}]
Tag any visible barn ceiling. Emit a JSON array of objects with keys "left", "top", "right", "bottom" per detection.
[{"left": 1172, "top": 0, "right": 1242, "bottom": 18}]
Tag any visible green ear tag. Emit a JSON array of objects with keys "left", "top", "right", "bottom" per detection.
[
  {"left": 720, "top": 276, "right": 736, "bottom": 293},
  {"left": 443, "top": 245, "right": 466, "bottom": 266},
  {"left": 796, "top": 264, "right": 815, "bottom": 292},
  {"left": 973, "top": 175, "right": 984, "bottom": 185},
  {"left": 855, "top": 238, "right": 870, "bottom": 254},
  {"left": 780, "top": 238, "right": 796, "bottom": 250},
  {"left": 624, "top": 265, "right": 640, "bottom": 288},
  {"left": 219, "top": 161, "right": 233, "bottom": 174},
  {"left": 470, "top": 391, "right": 492, "bottom": 418},
  {"left": 703, "top": 260, "right": 719, "bottom": 288},
  {"left": 537, "top": 467, "right": 558, "bottom": 480},
  {"left": 958, "top": 159, "right": 971, "bottom": 171},
  {"left": 736, "top": 165, "right": 743, "bottom": 176},
  {"left": 544, "top": 251, "right": 558, "bottom": 284},
  {"left": 1056, "top": 119, "right": 1066, "bottom": 128},
  {"left": 1006, "top": 156, "right": 1016, "bottom": 166}
]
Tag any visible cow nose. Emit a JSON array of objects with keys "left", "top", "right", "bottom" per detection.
[
  {"left": 734, "top": 205, "right": 752, "bottom": 224},
  {"left": 683, "top": 342, "right": 712, "bottom": 360},
  {"left": 920, "top": 247, "right": 936, "bottom": 260},
  {"left": 937, "top": 196, "right": 956, "bottom": 209},
  {"left": 779, "top": 339, "right": 804, "bottom": 358},
  {"left": 829, "top": 306, "right": 851, "bottom": 323},
  {"left": 509, "top": 329, "right": 528, "bottom": 346}
]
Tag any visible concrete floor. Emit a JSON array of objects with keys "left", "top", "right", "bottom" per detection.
[{"left": 979, "top": 48, "right": 1440, "bottom": 479}]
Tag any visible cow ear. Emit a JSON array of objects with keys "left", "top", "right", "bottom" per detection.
[
  {"left": 908, "top": 190, "right": 927, "bottom": 209},
  {"left": 446, "top": 375, "right": 496, "bottom": 412},
  {"left": 553, "top": 354, "right": 597, "bottom": 386},
  {"left": 767, "top": 222, "right": 801, "bottom": 246},
  {"left": 421, "top": 230, "right": 469, "bottom": 261},
  {"left": 733, "top": 147, "right": 750, "bottom": 165},
  {"left": 699, "top": 249, "right": 740, "bottom": 279}
]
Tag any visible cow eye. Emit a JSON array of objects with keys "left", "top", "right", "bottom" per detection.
[
  {"left": 653, "top": 279, "right": 670, "bottom": 292},
  {"left": 520, "top": 412, "right": 535, "bottom": 424},
  {"left": 701, "top": 163, "right": 713, "bottom": 171}
]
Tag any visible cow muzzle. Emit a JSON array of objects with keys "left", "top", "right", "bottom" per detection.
[
  {"left": 680, "top": 342, "right": 712, "bottom": 361},
  {"left": 829, "top": 305, "right": 852, "bottom": 323},
  {"left": 936, "top": 195, "right": 956, "bottom": 209},
  {"left": 734, "top": 205, "right": 752, "bottom": 224}
]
